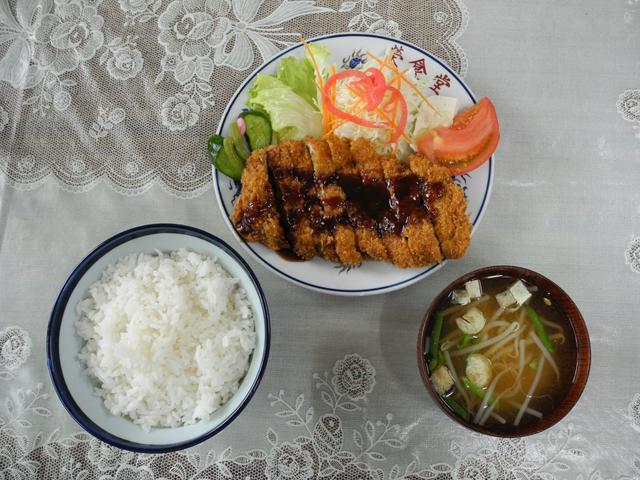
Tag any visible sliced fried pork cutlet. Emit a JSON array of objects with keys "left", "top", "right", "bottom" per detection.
[
  {"left": 325, "top": 135, "right": 390, "bottom": 263},
  {"left": 408, "top": 154, "right": 472, "bottom": 259},
  {"left": 264, "top": 144, "right": 317, "bottom": 260},
  {"left": 283, "top": 140, "right": 340, "bottom": 263},
  {"left": 380, "top": 156, "right": 443, "bottom": 265},
  {"left": 305, "top": 136, "right": 361, "bottom": 265},
  {"left": 231, "top": 136, "right": 471, "bottom": 267},
  {"left": 231, "top": 150, "right": 289, "bottom": 251},
  {"left": 349, "top": 138, "right": 417, "bottom": 268}
]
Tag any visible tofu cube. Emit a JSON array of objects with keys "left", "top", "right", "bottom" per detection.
[
  {"left": 464, "top": 280, "right": 482, "bottom": 299},
  {"left": 509, "top": 280, "right": 532, "bottom": 306},
  {"left": 496, "top": 290, "right": 516, "bottom": 309},
  {"left": 452, "top": 289, "right": 470, "bottom": 305}
]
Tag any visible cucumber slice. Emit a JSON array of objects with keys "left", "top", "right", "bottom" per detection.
[
  {"left": 208, "top": 134, "right": 224, "bottom": 159},
  {"left": 230, "top": 122, "right": 250, "bottom": 160},
  {"left": 240, "top": 111, "right": 272, "bottom": 150},
  {"left": 223, "top": 136, "right": 246, "bottom": 171},
  {"left": 208, "top": 134, "right": 243, "bottom": 180}
]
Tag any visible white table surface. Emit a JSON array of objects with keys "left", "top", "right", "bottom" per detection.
[{"left": 1, "top": 0, "right": 640, "bottom": 478}]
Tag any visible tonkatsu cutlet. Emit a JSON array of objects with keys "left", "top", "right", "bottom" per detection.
[
  {"left": 231, "top": 136, "right": 472, "bottom": 267},
  {"left": 380, "top": 154, "right": 443, "bottom": 265},
  {"left": 230, "top": 150, "right": 288, "bottom": 251},
  {"left": 306, "top": 137, "right": 362, "bottom": 266},
  {"left": 324, "top": 135, "right": 389, "bottom": 263},
  {"left": 408, "top": 154, "right": 471, "bottom": 259},
  {"left": 283, "top": 140, "right": 341, "bottom": 263},
  {"left": 349, "top": 138, "right": 415, "bottom": 268}
]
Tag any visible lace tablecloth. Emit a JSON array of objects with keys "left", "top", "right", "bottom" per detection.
[{"left": 2, "top": 0, "right": 640, "bottom": 478}]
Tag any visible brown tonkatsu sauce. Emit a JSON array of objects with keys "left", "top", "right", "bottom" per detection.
[
  {"left": 235, "top": 200, "right": 274, "bottom": 237},
  {"left": 420, "top": 181, "right": 444, "bottom": 222},
  {"left": 276, "top": 248, "right": 306, "bottom": 262},
  {"left": 249, "top": 166, "right": 443, "bottom": 249}
]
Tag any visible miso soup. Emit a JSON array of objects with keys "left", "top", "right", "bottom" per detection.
[{"left": 425, "top": 275, "right": 576, "bottom": 430}]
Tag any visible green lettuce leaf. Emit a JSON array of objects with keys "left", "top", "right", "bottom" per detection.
[
  {"left": 305, "top": 43, "right": 331, "bottom": 81},
  {"left": 276, "top": 56, "right": 317, "bottom": 109},
  {"left": 275, "top": 42, "right": 331, "bottom": 110},
  {"left": 247, "top": 74, "right": 323, "bottom": 141}
]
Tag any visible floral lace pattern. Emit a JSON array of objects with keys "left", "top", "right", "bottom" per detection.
[
  {"left": 628, "top": 394, "right": 640, "bottom": 433},
  {"left": 0, "top": 327, "right": 31, "bottom": 380},
  {"left": 0, "top": 0, "right": 469, "bottom": 197},
  {"left": 330, "top": 354, "right": 376, "bottom": 401},
  {"left": 1, "top": 352, "right": 640, "bottom": 478},
  {"left": 624, "top": 236, "right": 640, "bottom": 274},
  {"left": 617, "top": 89, "right": 640, "bottom": 140}
]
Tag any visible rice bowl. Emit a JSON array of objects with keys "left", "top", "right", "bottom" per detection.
[
  {"left": 75, "top": 249, "right": 256, "bottom": 431},
  {"left": 47, "top": 224, "right": 270, "bottom": 453}
]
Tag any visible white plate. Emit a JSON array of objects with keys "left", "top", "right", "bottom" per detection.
[{"left": 214, "top": 33, "right": 494, "bottom": 296}]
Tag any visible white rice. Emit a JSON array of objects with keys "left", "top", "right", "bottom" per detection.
[{"left": 75, "top": 249, "right": 256, "bottom": 431}]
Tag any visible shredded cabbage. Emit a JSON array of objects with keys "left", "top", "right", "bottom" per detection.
[{"left": 334, "top": 49, "right": 458, "bottom": 159}]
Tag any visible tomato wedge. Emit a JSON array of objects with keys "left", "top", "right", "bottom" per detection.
[{"left": 415, "top": 97, "right": 500, "bottom": 175}]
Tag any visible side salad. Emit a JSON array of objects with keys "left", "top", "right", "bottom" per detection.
[{"left": 209, "top": 41, "right": 499, "bottom": 180}]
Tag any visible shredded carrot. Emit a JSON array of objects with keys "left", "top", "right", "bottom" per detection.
[
  {"left": 346, "top": 84, "right": 411, "bottom": 144},
  {"left": 387, "top": 67, "right": 410, "bottom": 89},
  {"left": 326, "top": 65, "right": 337, "bottom": 130},
  {"left": 324, "top": 98, "right": 368, "bottom": 136},
  {"left": 302, "top": 38, "right": 323, "bottom": 89},
  {"left": 301, "top": 37, "right": 331, "bottom": 132},
  {"left": 381, "top": 51, "right": 393, "bottom": 68},
  {"left": 370, "top": 52, "right": 397, "bottom": 81},
  {"left": 376, "top": 107, "right": 411, "bottom": 143},
  {"left": 391, "top": 86, "right": 399, "bottom": 155},
  {"left": 367, "top": 51, "right": 437, "bottom": 113},
  {"left": 322, "top": 91, "right": 329, "bottom": 132},
  {"left": 376, "top": 109, "right": 411, "bottom": 143},
  {"left": 390, "top": 93, "right": 399, "bottom": 141}
]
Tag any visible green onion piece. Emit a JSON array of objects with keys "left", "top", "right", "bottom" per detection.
[
  {"left": 525, "top": 305, "right": 554, "bottom": 353},
  {"left": 429, "top": 357, "right": 439, "bottom": 371},
  {"left": 528, "top": 359, "right": 538, "bottom": 370},
  {"left": 428, "top": 313, "right": 444, "bottom": 370},
  {"left": 442, "top": 396, "right": 470, "bottom": 422},
  {"left": 457, "top": 334, "right": 472, "bottom": 349},
  {"left": 462, "top": 376, "right": 500, "bottom": 409}
]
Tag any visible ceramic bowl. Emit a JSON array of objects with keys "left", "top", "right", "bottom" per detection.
[
  {"left": 47, "top": 224, "right": 270, "bottom": 452},
  {"left": 417, "top": 265, "right": 590, "bottom": 437}
]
